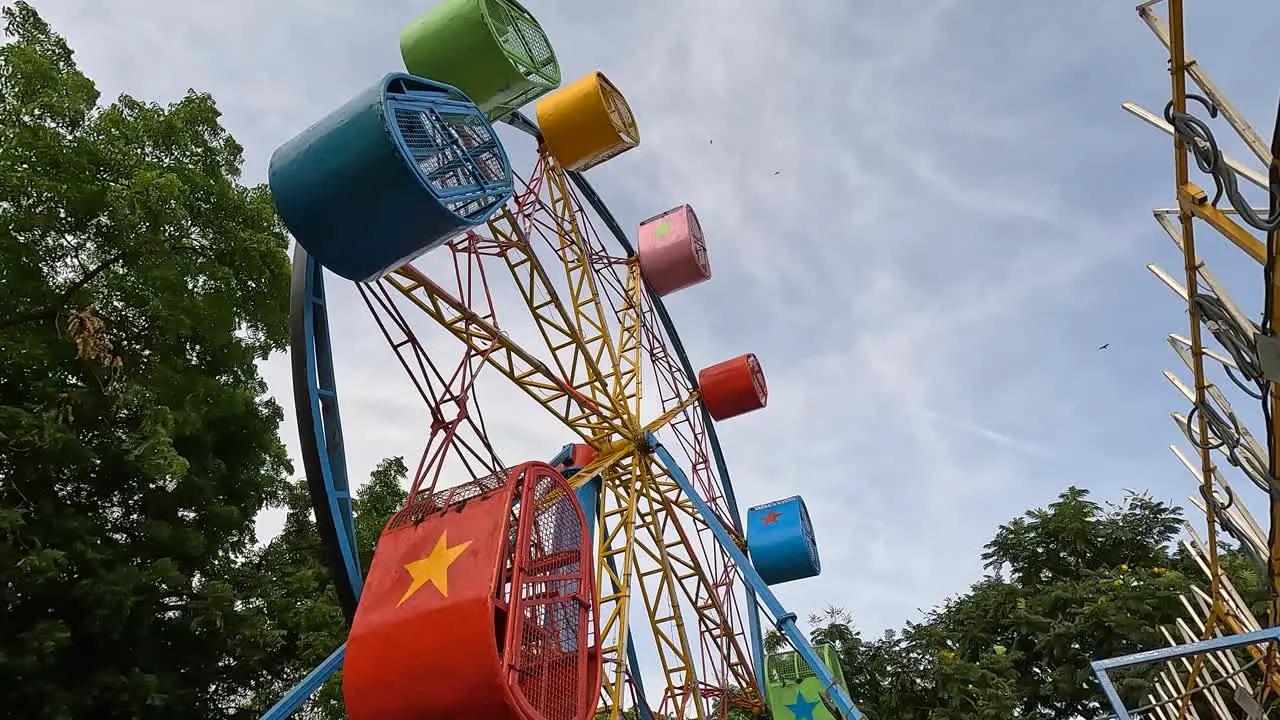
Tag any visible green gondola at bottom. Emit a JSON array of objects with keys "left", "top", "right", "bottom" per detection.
[{"left": 765, "top": 644, "right": 849, "bottom": 720}]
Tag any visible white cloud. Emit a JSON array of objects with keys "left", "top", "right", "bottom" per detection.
[{"left": 28, "top": 0, "right": 1280, "bottom": 702}]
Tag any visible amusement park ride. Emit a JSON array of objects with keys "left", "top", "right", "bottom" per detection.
[
  {"left": 1090, "top": 0, "right": 1280, "bottom": 718},
  {"left": 253, "top": 0, "right": 1280, "bottom": 717},
  {"left": 258, "top": 1, "right": 854, "bottom": 718}
]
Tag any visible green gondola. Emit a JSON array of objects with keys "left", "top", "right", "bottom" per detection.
[{"left": 765, "top": 644, "right": 849, "bottom": 720}]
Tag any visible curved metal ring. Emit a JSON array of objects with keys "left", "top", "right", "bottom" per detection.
[{"left": 290, "top": 246, "right": 363, "bottom": 622}]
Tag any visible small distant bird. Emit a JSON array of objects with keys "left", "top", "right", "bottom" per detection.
[
  {"left": 1098, "top": 343, "right": 1110, "bottom": 350},
  {"left": 773, "top": 171, "right": 780, "bottom": 175},
  {"left": 709, "top": 139, "right": 713, "bottom": 144}
]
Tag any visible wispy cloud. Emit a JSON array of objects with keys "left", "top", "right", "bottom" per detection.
[{"left": 909, "top": 407, "right": 1056, "bottom": 458}]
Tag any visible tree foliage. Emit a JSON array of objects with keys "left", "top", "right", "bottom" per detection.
[
  {"left": 0, "top": 2, "right": 293, "bottom": 717},
  {"left": 804, "top": 487, "right": 1268, "bottom": 719},
  {"left": 236, "top": 458, "right": 410, "bottom": 719}
]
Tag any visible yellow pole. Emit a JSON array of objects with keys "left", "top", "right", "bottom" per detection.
[{"left": 1163, "top": 0, "right": 1223, "bottom": 716}]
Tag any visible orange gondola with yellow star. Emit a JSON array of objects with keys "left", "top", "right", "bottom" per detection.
[{"left": 344, "top": 461, "right": 599, "bottom": 720}]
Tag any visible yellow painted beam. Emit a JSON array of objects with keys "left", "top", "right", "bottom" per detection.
[
  {"left": 385, "top": 265, "right": 624, "bottom": 441},
  {"left": 595, "top": 456, "right": 643, "bottom": 720},
  {"left": 1176, "top": 183, "right": 1268, "bottom": 265},
  {"left": 1164, "top": 2, "right": 1224, "bottom": 717}
]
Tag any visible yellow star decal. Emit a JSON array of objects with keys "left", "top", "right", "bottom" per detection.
[{"left": 396, "top": 530, "right": 472, "bottom": 607}]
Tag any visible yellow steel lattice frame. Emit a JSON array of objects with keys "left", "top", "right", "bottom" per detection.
[
  {"left": 383, "top": 147, "right": 764, "bottom": 719},
  {"left": 630, "top": 457, "right": 703, "bottom": 716},
  {"left": 493, "top": 206, "right": 620, "bottom": 429},
  {"left": 615, "top": 260, "right": 645, "bottom": 428},
  {"left": 516, "top": 163, "right": 624, "bottom": 421},
  {"left": 1138, "top": 0, "right": 1280, "bottom": 713},
  {"left": 594, "top": 454, "right": 644, "bottom": 720},
  {"left": 385, "top": 263, "right": 622, "bottom": 442},
  {"left": 644, "top": 462, "right": 760, "bottom": 696}
]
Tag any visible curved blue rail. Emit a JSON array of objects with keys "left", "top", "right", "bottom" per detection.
[{"left": 290, "top": 247, "right": 363, "bottom": 620}]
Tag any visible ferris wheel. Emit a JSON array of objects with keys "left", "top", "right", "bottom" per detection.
[{"left": 259, "top": 1, "right": 862, "bottom": 719}]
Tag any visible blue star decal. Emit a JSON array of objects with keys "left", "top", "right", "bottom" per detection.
[{"left": 786, "top": 690, "right": 819, "bottom": 720}]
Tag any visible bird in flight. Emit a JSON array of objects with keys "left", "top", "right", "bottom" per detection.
[{"left": 1098, "top": 343, "right": 1110, "bottom": 350}]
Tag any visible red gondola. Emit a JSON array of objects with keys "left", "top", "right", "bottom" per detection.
[{"left": 344, "top": 462, "right": 600, "bottom": 720}]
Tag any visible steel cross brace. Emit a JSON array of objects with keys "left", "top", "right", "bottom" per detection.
[{"left": 1089, "top": 624, "right": 1280, "bottom": 719}]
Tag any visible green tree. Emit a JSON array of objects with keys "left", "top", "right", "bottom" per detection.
[
  {"left": 956, "top": 487, "right": 1198, "bottom": 717},
  {"left": 803, "top": 487, "right": 1266, "bottom": 719},
  {"left": 792, "top": 606, "right": 1018, "bottom": 720},
  {"left": 0, "top": 2, "right": 293, "bottom": 717},
  {"left": 238, "top": 457, "right": 410, "bottom": 718}
]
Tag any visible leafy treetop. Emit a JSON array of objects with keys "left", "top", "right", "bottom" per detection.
[{"left": 0, "top": 2, "right": 292, "bottom": 717}]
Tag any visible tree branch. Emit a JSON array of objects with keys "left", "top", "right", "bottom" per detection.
[{"left": 0, "top": 249, "right": 130, "bottom": 330}]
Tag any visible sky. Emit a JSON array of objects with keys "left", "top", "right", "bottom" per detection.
[{"left": 25, "top": 0, "right": 1280, "bottom": 679}]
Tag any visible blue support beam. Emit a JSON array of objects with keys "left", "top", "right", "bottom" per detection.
[
  {"left": 259, "top": 643, "right": 346, "bottom": 720},
  {"left": 649, "top": 436, "right": 864, "bottom": 720},
  {"left": 1089, "top": 624, "right": 1280, "bottom": 720},
  {"left": 292, "top": 250, "right": 362, "bottom": 621}
]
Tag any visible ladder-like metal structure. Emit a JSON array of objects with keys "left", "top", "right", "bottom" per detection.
[{"left": 1094, "top": 1, "right": 1280, "bottom": 717}]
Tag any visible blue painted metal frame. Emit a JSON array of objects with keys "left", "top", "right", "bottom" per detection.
[
  {"left": 290, "top": 248, "right": 363, "bottom": 619},
  {"left": 384, "top": 95, "right": 513, "bottom": 217},
  {"left": 270, "top": 73, "right": 514, "bottom": 284},
  {"left": 259, "top": 643, "right": 347, "bottom": 720},
  {"left": 649, "top": 435, "right": 865, "bottom": 720},
  {"left": 748, "top": 495, "right": 821, "bottom": 585},
  {"left": 1089, "top": 625, "right": 1280, "bottom": 720}
]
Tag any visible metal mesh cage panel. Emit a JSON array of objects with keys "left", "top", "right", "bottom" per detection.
[
  {"left": 499, "top": 85, "right": 546, "bottom": 115},
  {"left": 389, "top": 103, "right": 509, "bottom": 220},
  {"left": 514, "top": 18, "right": 555, "bottom": 80},
  {"left": 386, "top": 468, "right": 511, "bottom": 531},
  {"left": 440, "top": 111, "right": 507, "bottom": 183},
  {"left": 687, "top": 207, "right": 709, "bottom": 271},
  {"left": 800, "top": 501, "right": 818, "bottom": 556},
  {"left": 766, "top": 645, "right": 841, "bottom": 686},
  {"left": 686, "top": 205, "right": 704, "bottom": 244},
  {"left": 510, "top": 472, "right": 590, "bottom": 720},
  {"left": 485, "top": 0, "right": 557, "bottom": 84},
  {"left": 599, "top": 78, "right": 637, "bottom": 143},
  {"left": 585, "top": 143, "right": 629, "bottom": 169},
  {"left": 483, "top": 1, "right": 527, "bottom": 65}
]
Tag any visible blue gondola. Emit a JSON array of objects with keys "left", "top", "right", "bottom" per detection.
[
  {"left": 748, "top": 495, "right": 821, "bottom": 585},
  {"left": 269, "top": 73, "right": 513, "bottom": 282}
]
